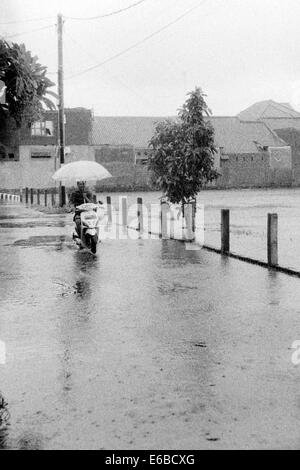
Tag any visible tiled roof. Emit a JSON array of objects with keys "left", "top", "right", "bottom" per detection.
[
  {"left": 260, "top": 118, "right": 300, "bottom": 132},
  {"left": 206, "top": 117, "right": 287, "bottom": 153},
  {"left": 238, "top": 100, "right": 300, "bottom": 120},
  {"left": 92, "top": 115, "right": 288, "bottom": 154},
  {"left": 92, "top": 116, "right": 168, "bottom": 147}
]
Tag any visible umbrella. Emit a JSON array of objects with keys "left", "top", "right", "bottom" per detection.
[{"left": 52, "top": 160, "right": 112, "bottom": 185}]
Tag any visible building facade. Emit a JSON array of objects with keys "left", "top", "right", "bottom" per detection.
[
  {"left": 0, "top": 107, "right": 295, "bottom": 191},
  {"left": 91, "top": 116, "right": 161, "bottom": 191},
  {"left": 237, "top": 99, "right": 300, "bottom": 185},
  {"left": 91, "top": 115, "right": 292, "bottom": 190},
  {"left": 207, "top": 117, "right": 292, "bottom": 188},
  {"left": 0, "top": 108, "right": 93, "bottom": 189}
]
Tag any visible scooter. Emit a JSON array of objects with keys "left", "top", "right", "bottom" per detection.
[{"left": 73, "top": 202, "right": 104, "bottom": 254}]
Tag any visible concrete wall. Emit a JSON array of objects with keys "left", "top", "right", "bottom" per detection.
[
  {"left": 0, "top": 140, "right": 293, "bottom": 191},
  {"left": 0, "top": 144, "right": 92, "bottom": 189},
  {"left": 215, "top": 151, "right": 292, "bottom": 188},
  {"left": 94, "top": 145, "right": 134, "bottom": 163},
  {"left": 65, "top": 145, "right": 94, "bottom": 163},
  {"left": 274, "top": 128, "right": 300, "bottom": 185},
  {"left": 0, "top": 159, "right": 23, "bottom": 189},
  {"left": 1, "top": 145, "right": 57, "bottom": 189},
  {"left": 93, "top": 145, "right": 152, "bottom": 190},
  {"left": 269, "top": 146, "right": 292, "bottom": 170},
  {"left": 94, "top": 161, "right": 152, "bottom": 191},
  {"left": 0, "top": 108, "right": 93, "bottom": 190},
  {"left": 93, "top": 144, "right": 293, "bottom": 191}
]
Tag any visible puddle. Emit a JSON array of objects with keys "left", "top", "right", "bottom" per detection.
[
  {"left": 0, "top": 221, "right": 69, "bottom": 228},
  {"left": 13, "top": 235, "right": 71, "bottom": 247},
  {"left": 53, "top": 278, "right": 91, "bottom": 298},
  {"left": 158, "top": 282, "right": 198, "bottom": 295}
]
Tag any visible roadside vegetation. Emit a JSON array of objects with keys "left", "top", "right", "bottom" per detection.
[
  {"left": 148, "top": 87, "right": 218, "bottom": 206},
  {"left": 0, "top": 39, "right": 56, "bottom": 126}
]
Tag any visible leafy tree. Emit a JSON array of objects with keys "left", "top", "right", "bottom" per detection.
[
  {"left": 0, "top": 40, "right": 56, "bottom": 127},
  {"left": 148, "top": 87, "right": 218, "bottom": 205}
]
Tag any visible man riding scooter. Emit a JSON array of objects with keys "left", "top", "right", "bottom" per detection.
[{"left": 69, "top": 181, "right": 93, "bottom": 237}]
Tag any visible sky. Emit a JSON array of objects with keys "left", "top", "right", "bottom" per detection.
[{"left": 2, "top": 0, "right": 300, "bottom": 117}]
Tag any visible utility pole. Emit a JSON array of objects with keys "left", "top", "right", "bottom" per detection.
[{"left": 57, "top": 13, "right": 66, "bottom": 206}]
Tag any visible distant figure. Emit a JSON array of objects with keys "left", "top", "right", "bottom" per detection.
[{"left": 69, "top": 181, "right": 93, "bottom": 236}]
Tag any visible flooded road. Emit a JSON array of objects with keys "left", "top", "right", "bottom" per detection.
[
  {"left": 0, "top": 202, "right": 300, "bottom": 449},
  {"left": 98, "top": 188, "right": 300, "bottom": 271}
]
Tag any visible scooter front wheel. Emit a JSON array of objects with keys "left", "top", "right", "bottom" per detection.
[{"left": 90, "top": 234, "right": 98, "bottom": 254}]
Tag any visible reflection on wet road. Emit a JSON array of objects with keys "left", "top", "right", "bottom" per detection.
[{"left": 0, "top": 203, "right": 300, "bottom": 449}]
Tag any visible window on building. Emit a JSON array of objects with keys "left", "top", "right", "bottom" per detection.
[
  {"left": 135, "top": 149, "right": 148, "bottom": 165},
  {"left": 31, "top": 150, "right": 52, "bottom": 158},
  {"left": 31, "top": 120, "right": 53, "bottom": 137},
  {"left": 255, "top": 142, "right": 269, "bottom": 152},
  {"left": 0, "top": 144, "right": 19, "bottom": 161}
]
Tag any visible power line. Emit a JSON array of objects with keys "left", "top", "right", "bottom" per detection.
[
  {"left": 66, "top": 0, "right": 209, "bottom": 80},
  {"left": 65, "top": 0, "right": 148, "bottom": 21},
  {"left": 0, "top": 0, "right": 147, "bottom": 25},
  {"left": 4, "top": 23, "right": 55, "bottom": 39},
  {"left": 63, "top": 30, "right": 155, "bottom": 108},
  {"left": 0, "top": 16, "right": 55, "bottom": 25}
]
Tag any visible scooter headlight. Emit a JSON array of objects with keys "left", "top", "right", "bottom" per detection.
[{"left": 84, "top": 220, "right": 95, "bottom": 228}]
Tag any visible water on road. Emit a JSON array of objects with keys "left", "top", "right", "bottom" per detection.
[
  {"left": 97, "top": 188, "right": 300, "bottom": 271},
  {"left": 0, "top": 202, "right": 300, "bottom": 449}
]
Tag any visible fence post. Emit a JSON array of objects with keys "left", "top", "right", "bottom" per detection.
[
  {"left": 267, "top": 213, "right": 278, "bottom": 267},
  {"left": 25, "top": 187, "right": 29, "bottom": 204},
  {"left": 44, "top": 190, "right": 48, "bottom": 207},
  {"left": 148, "top": 203, "right": 152, "bottom": 235},
  {"left": 30, "top": 188, "right": 34, "bottom": 205},
  {"left": 192, "top": 200, "right": 197, "bottom": 233},
  {"left": 184, "top": 203, "right": 194, "bottom": 241},
  {"left": 121, "top": 197, "right": 128, "bottom": 227},
  {"left": 37, "top": 189, "right": 40, "bottom": 206},
  {"left": 221, "top": 209, "right": 230, "bottom": 254},
  {"left": 170, "top": 206, "right": 175, "bottom": 239},
  {"left": 106, "top": 196, "right": 112, "bottom": 223},
  {"left": 137, "top": 197, "right": 143, "bottom": 232},
  {"left": 161, "top": 201, "right": 169, "bottom": 239}
]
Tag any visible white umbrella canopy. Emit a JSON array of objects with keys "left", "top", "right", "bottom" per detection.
[{"left": 52, "top": 160, "right": 112, "bottom": 185}]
